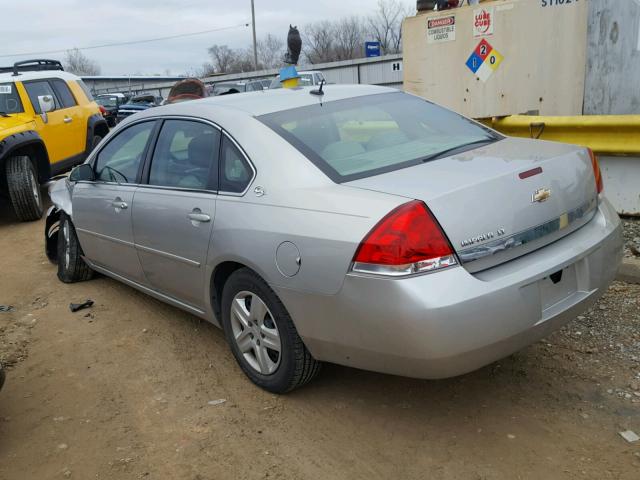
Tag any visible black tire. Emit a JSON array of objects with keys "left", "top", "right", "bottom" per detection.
[
  {"left": 6, "top": 155, "right": 44, "bottom": 222},
  {"left": 57, "top": 213, "right": 94, "bottom": 283},
  {"left": 221, "top": 268, "right": 321, "bottom": 393}
]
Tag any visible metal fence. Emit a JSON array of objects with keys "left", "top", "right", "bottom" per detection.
[{"left": 83, "top": 54, "right": 404, "bottom": 97}]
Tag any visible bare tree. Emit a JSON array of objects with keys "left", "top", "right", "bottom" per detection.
[
  {"left": 256, "top": 34, "right": 285, "bottom": 69},
  {"left": 367, "top": 0, "right": 411, "bottom": 54},
  {"left": 333, "top": 17, "right": 366, "bottom": 61},
  {"left": 303, "top": 20, "right": 337, "bottom": 64},
  {"left": 207, "top": 45, "right": 237, "bottom": 73},
  {"left": 63, "top": 48, "right": 101, "bottom": 76}
]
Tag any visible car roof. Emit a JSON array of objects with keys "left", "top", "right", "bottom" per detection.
[
  {"left": 0, "top": 70, "right": 81, "bottom": 83},
  {"left": 155, "top": 84, "right": 394, "bottom": 117}
]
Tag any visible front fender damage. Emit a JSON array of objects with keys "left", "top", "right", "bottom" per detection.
[{"left": 45, "top": 178, "right": 73, "bottom": 264}]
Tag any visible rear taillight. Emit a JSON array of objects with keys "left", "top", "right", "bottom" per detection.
[
  {"left": 351, "top": 200, "right": 457, "bottom": 277},
  {"left": 588, "top": 149, "right": 603, "bottom": 194}
]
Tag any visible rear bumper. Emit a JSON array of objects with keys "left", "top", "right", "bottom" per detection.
[{"left": 275, "top": 197, "right": 623, "bottom": 379}]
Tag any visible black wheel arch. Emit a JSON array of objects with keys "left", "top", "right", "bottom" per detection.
[
  {"left": 0, "top": 131, "right": 51, "bottom": 185},
  {"left": 85, "top": 114, "right": 109, "bottom": 155}
]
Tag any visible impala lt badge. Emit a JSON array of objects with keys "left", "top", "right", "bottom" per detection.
[{"left": 532, "top": 188, "right": 551, "bottom": 203}]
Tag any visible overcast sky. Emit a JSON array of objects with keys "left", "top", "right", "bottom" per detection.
[{"left": 1, "top": 0, "right": 415, "bottom": 76}]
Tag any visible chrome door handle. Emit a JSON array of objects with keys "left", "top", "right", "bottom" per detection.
[
  {"left": 188, "top": 212, "right": 211, "bottom": 223},
  {"left": 111, "top": 200, "right": 128, "bottom": 209},
  {"left": 63, "top": 116, "right": 73, "bottom": 123}
]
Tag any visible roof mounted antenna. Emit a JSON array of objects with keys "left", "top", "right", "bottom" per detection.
[{"left": 310, "top": 79, "right": 325, "bottom": 96}]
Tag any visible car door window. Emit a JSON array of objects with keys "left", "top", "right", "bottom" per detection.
[
  {"left": 219, "top": 135, "right": 253, "bottom": 193},
  {"left": 50, "top": 79, "right": 77, "bottom": 108},
  {"left": 94, "top": 121, "right": 155, "bottom": 183},
  {"left": 148, "top": 120, "right": 220, "bottom": 190},
  {"left": 24, "top": 80, "right": 60, "bottom": 114}
]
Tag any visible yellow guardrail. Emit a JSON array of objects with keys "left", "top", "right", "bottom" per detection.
[{"left": 478, "top": 115, "right": 640, "bottom": 155}]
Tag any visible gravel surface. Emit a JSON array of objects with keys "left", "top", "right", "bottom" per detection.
[
  {"left": 1, "top": 204, "right": 640, "bottom": 479},
  {"left": 622, "top": 218, "right": 640, "bottom": 258}
]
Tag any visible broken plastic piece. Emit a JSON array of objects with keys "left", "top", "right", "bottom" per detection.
[{"left": 69, "top": 300, "right": 94, "bottom": 313}]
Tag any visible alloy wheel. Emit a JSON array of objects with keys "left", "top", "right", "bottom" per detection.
[{"left": 230, "top": 291, "right": 281, "bottom": 375}]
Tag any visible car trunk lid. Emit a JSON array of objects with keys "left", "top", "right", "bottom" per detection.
[{"left": 345, "top": 137, "right": 599, "bottom": 273}]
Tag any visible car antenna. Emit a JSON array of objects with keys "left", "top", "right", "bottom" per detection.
[{"left": 310, "top": 79, "right": 325, "bottom": 96}]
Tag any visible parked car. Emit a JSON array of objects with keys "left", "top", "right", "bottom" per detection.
[
  {"left": 212, "top": 80, "right": 265, "bottom": 96},
  {"left": 0, "top": 59, "right": 108, "bottom": 221},
  {"left": 0, "top": 363, "right": 5, "bottom": 392},
  {"left": 116, "top": 94, "right": 162, "bottom": 122},
  {"left": 45, "top": 85, "right": 622, "bottom": 393},
  {"left": 268, "top": 70, "right": 326, "bottom": 89},
  {"left": 96, "top": 93, "right": 130, "bottom": 127},
  {"left": 166, "top": 78, "right": 208, "bottom": 104}
]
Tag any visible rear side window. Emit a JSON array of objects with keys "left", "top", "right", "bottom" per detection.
[
  {"left": 95, "top": 121, "right": 155, "bottom": 183},
  {"left": 24, "top": 81, "right": 60, "bottom": 114},
  {"left": 50, "top": 79, "right": 77, "bottom": 108},
  {"left": 76, "top": 80, "right": 95, "bottom": 101},
  {"left": 148, "top": 120, "right": 220, "bottom": 190},
  {"left": 219, "top": 136, "right": 253, "bottom": 193},
  {"left": 0, "top": 82, "right": 24, "bottom": 114}
]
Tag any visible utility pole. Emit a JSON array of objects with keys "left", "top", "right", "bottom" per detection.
[{"left": 251, "top": 0, "right": 258, "bottom": 70}]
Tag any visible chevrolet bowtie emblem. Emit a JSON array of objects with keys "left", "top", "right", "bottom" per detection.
[{"left": 532, "top": 188, "right": 551, "bottom": 203}]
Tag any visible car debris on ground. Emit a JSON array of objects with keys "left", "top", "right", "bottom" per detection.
[{"left": 69, "top": 300, "right": 94, "bottom": 313}]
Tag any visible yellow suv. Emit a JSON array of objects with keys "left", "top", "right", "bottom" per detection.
[{"left": 0, "top": 59, "right": 108, "bottom": 221}]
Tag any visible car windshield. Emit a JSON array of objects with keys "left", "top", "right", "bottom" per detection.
[
  {"left": 258, "top": 92, "right": 501, "bottom": 183},
  {"left": 269, "top": 74, "right": 314, "bottom": 90},
  {"left": 213, "top": 83, "right": 246, "bottom": 95},
  {"left": 96, "top": 96, "right": 118, "bottom": 108},
  {"left": 130, "top": 96, "right": 155, "bottom": 105},
  {"left": 0, "top": 82, "right": 24, "bottom": 114}
]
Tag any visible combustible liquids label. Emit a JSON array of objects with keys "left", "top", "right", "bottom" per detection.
[
  {"left": 473, "top": 7, "right": 495, "bottom": 37},
  {"left": 465, "top": 39, "right": 504, "bottom": 82},
  {"left": 427, "top": 15, "right": 456, "bottom": 44}
]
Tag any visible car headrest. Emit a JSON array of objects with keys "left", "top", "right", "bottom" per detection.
[{"left": 188, "top": 134, "right": 216, "bottom": 168}]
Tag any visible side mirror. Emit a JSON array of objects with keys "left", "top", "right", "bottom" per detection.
[
  {"left": 69, "top": 164, "right": 95, "bottom": 182},
  {"left": 37, "top": 95, "right": 55, "bottom": 123}
]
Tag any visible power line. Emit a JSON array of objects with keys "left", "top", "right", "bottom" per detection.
[{"left": 0, "top": 23, "right": 251, "bottom": 59}]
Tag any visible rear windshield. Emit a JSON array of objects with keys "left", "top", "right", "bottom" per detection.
[
  {"left": 0, "top": 82, "right": 24, "bottom": 114},
  {"left": 258, "top": 92, "right": 500, "bottom": 182},
  {"left": 96, "top": 96, "right": 117, "bottom": 108}
]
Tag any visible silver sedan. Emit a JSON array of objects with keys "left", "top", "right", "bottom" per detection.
[{"left": 45, "top": 85, "right": 623, "bottom": 393}]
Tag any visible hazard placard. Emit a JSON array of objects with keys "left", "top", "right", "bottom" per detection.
[{"left": 465, "top": 39, "right": 503, "bottom": 82}]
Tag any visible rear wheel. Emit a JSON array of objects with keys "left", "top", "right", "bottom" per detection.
[
  {"left": 6, "top": 155, "right": 44, "bottom": 222},
  {"left": 221, "top": 268, "right": 321, "bottom": 393},
  {"left": 57, "top": 213, "right": 94, "bottom": 283}
]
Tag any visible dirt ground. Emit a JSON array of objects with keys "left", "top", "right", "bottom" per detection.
[{"left": 0, "top": 201, "right": 639, "bottom": 480}]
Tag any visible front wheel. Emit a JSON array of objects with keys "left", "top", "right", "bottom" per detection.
[
  {"left": 6, "top": 155, "right": 44, "bottom": 222},
  {"left": 221, "top": 268, "right": 321, "bottom": 393},
  {"left": 56, "top": 213, "right": 94, "bottom": 283}
]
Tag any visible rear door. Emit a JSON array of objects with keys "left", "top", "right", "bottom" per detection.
[
  {"left": 73, "top": 120, "right": 157, "bottom": 283},
  {"left": 132, "top": 119, "right": 220, "bottom": 309}
]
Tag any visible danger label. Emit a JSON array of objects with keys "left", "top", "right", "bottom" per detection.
[{"left": 427, "top": 15, "right": 456, "bottom": 44}]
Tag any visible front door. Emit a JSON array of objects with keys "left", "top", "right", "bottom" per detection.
[
  {"left": 22, "top": 79, "right": 85, "bottom": 163},
  {"left": 132, "top": 119, "right": 220, "bottom": 309},
  {"left": 73, "top": 120, "right": 157, "bottom": 283}
]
